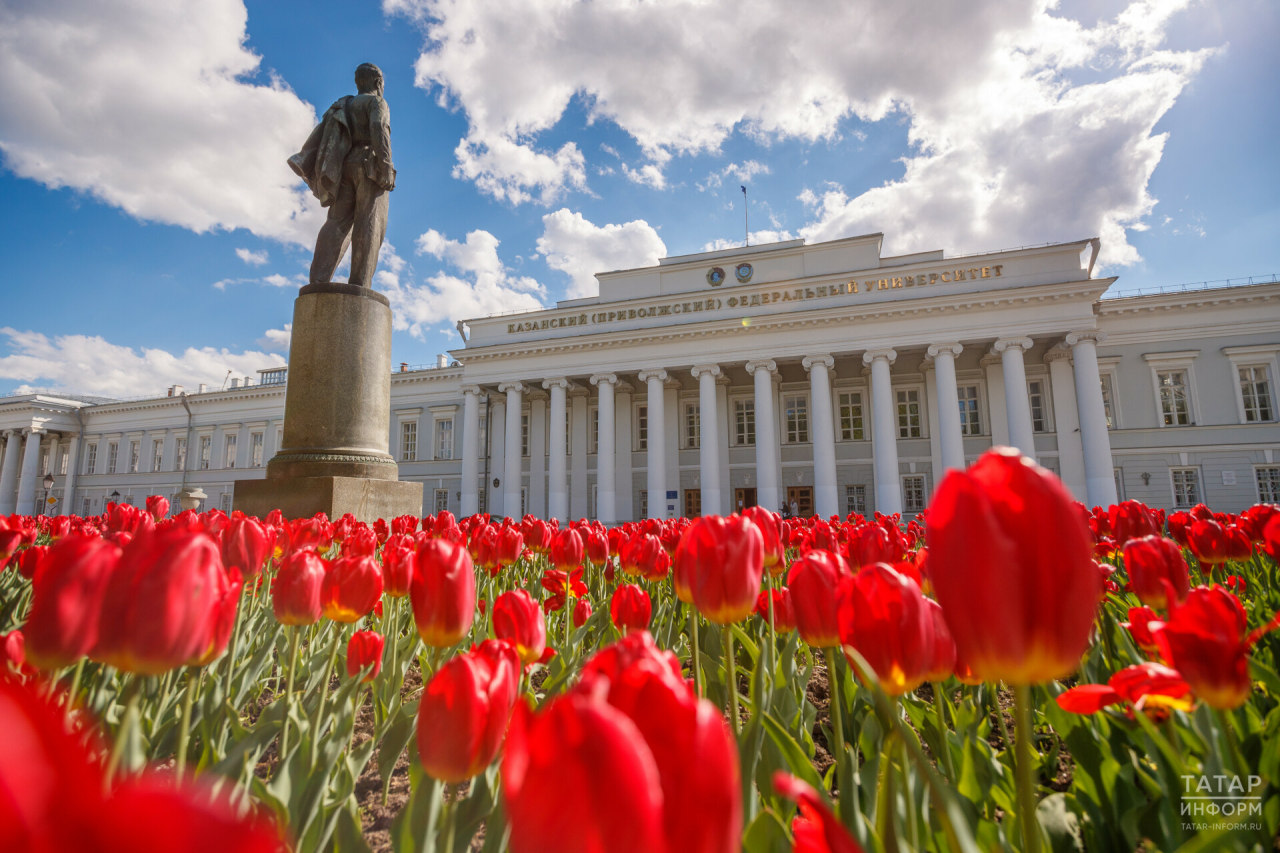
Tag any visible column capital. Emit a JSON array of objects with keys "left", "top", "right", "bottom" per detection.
[
  {"left": 715, "top": 373, "right": 732, "bottom": 387},
  {"left": 802, "top": 354, "right": 834, "bottom": 372},
  {"left": 920, "top": 359, "right": 934, "bottom": 373},
  {"left": 861, "top": 349, "right": 897, "bottom": 366},
  {"left": 980, "top": 348, "right": 1003, "bottom": 367},
  {"left": 1065, "top": 329, "right": 1107, "bottom": 346},
  {"left": 926, "top": 342, "right": 963, "bottom": 358},
  {"left": 526, "top": 389, "right": 549, "bottom": 402},
  {"left": 745, "top": 359, "right": 777, "bottom": 376},
  {"left": 637, "top": 368, "right": 669, "bottom": 384},
  {"left": 589, "top": 373, "right": 618, "bottom": 387},
  {"left": 497, "top": 381, "right": 526, "bottom": 394},
  {"left": 615, "top": 380, "right": 635, "bottom": 394},
  {"left": 460, "top": 384, "right": 485, "bottom": 396},
  {"left": 663, "top": 379, "right": 683, "bottom": 392},
  {"left": 44, "top": 430, "right": 61, "bottom": 441},
  {"left": 1044, "top": 343, "right": 1074, "bottom": 363},
  {"left": 541, "top": 377, "right": 570, "bottom": 391},
  {"left": 21, "top": 427, "right": 44, "bottom": 437},
  {"left": 993, "top": 336, "right": 1033, "bottom": 354},
  {"left": 569, "top": 385, "right": 591, "bottom": 399},
  {"left": 690, "top": 364, "right": 721, "bottom": 379}
]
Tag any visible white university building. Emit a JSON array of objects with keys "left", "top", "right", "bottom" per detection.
[{"left": 2, "top": 233, "right": 1278, "bottom": 521}]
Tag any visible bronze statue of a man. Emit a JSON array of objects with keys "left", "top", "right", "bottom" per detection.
[{"left": 288, "top": 63, "right": 396, "bottom": 288}]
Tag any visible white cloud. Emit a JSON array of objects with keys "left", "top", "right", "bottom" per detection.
[
  {"left": 376, "top": 233, "right": 546, "bottom": 338},
  {"left": 621, "top": 163, "right": 667, "bottom": 190},
  {"left": 536, "top": 209, "right": 667, "bottom": 298},
  {"left": 701, "top": 230, "right": 796, "bottom": 253},
  {"left": 700, "top": 160, "right": 771, "bottom": 191},
  {"left": 0, "top": 0, "right": 323, "bottom": 245},
  {"left": 0, "top": 327, "right": 285, "bottom": 399},
  {"left": 236, "top": 248, "right": 269, "bottom": 265},
  {"left": 387, "top": 0, "right": 1209, "bottom": 266},
  {"left": 258, "top": 324, "right": 291, "bottom": 352}
]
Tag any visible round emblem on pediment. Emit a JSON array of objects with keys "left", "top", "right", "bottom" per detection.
[
  {"left": 707, "top": 267, "right": 726, "bottom": 286},
  {"left": 735, "top": 262, "right": 754, "bottom": 283}
]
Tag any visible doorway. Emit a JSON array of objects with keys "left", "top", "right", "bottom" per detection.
[
  {"left": 684, "top": 488, "right": 701, "bottom": 518},
  {"left": 734, "top": 487, "right": 758, "bottom": 513},
  {"left": 786, "top": 486, "right": 813, "bottom": 518}
]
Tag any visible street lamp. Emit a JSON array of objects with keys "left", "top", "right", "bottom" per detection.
[{"left": 42, "top": 473, "right": 54, "bottom": 491}]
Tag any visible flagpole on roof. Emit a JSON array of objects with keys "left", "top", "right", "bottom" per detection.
[{"left": 741, "top": 185, "right": 748, "bottom": 247}]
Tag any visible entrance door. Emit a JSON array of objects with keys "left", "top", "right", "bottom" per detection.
[
  {"left": 786, "top": 486, "right": 814, "bottom": 518},
  {"left": 734, "top": 488, "right": 758, "bottom": 513},
  {"left": 684, "top": 488, "right": 701, "bottom": 518}
]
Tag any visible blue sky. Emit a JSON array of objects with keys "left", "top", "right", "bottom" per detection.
[{"left": 0, "top": 0, "right": 1276, "bottom": 398}]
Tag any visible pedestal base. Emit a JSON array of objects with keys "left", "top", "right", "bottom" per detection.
[{"left": 233, "top": 476, "right": 422, "bottom": 524}]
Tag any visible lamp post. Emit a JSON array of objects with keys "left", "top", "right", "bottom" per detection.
[{"left": 41, "top": 473, "right": 54, "bottom": 516}]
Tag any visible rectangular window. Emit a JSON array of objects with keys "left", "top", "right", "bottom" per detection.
[
  {"left": 1255, "top": 467, "right": 1280, "bottom": 503},
  {"left": 685, "top": 403, "right": 700, "bottom": 449},
  {"left": 40, "top": 449, "right": 49, "bottom": 477},
  {"left": 478, "top": 416, "right": 488, "bottom": 455},
  {"left": 734, "top": 399, "right": 755, "bottom": 446},
  {"left": 1100, "top": 375, "right": 1116, "bottom": 429},
  {"left": 401, "top": 421, "right": 417, "bottom": 462},
  {"left": 902, "top": 475, "right": 926, "bottom": 513},
  {"left": 1114, "top": 468, "right": 1125, "bottom": 502},
  {"left": 958, "top": 385, "right": 982, "bottom": 436},
  {"left": 1239, "top": 366, "right": 1274, "bottom": 422},
  {"left": 219, "top": 493, "right": 231, "bottom": 514},
  {"left": 107, "top": 442, "right": 119, "bottom": 474},
  {"left": 174, "top": 437, "right": 187, "bottom": 472},
  {"left": 1171, "top": 468, "right": 1200, "bottom": 508},
  {"left": 637, "top": 405, "right": 648, "bottom": 451},
  {"left": 59, "top": 448, "right": 68, "bottom": 476},
  {"left": 590, "top": 408, "right": 599, "bottom": 454},
  {"left": 838, "top": 391, "right": 864, "bottom": 441},
  {"left": 638, "top": 489, "right": 648, "bottom": 519},
  {"left": 250, "top": 433, "right": 264, "bottom": 467},
  {"left": 436, "top": 419, "right": 454, "bottom": 460},
  {"left": 1027, "top": 380, "right": 1047, "bottom": 432},
  {"left": 85, "top": 443, "right": 98, "bottom": 474},
  {"left": 845, "top": 484, "right": 866, "bottom": 515},
  {"left": 896, "top": 389, "right": 922, "bottom": 438},
  {"left": 521, "top": 413, "right": 531, "bottom": 457},
  {"left": 520, "top": 487, "right": 528, "bottom": 517},
  {"left": 223, "top": 434, "right": 237, "bottom": 469},
  {"left": 434, "top": 488, "right": 450, "bottom": 513},
  {"left": 1158, "top": 371, "right": 1192, "bottom": 425},
  {"left": 151, "top": 439, "right": 163, "bottom": 472},
  {"left": 199, "top": 436, "right": 211, "bottom": 470},
  {"left": 785, "top": 394, "right": 809, "bottom": 443},
  {"left": 128, "top": 441, "right": 139, "bottom": 473},
  {"left": 82, "top": 497, "right": 91, "bottom": 516}
]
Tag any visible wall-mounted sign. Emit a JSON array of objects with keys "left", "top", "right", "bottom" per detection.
[
  {"left": 735, "top": 262, "right": 754, "bottom": 283},
  {"left": 706, "top": 267, "right": 725, "bottom": 286}
]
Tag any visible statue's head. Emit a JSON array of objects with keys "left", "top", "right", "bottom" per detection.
[{"left": 355, "top": 63, "right": 384, "bottom": 95}]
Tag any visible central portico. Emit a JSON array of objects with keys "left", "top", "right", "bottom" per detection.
[{"left": 449, "top": 232, "right": 1120, "bottom": 523}]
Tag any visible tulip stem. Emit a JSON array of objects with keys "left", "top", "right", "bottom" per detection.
[
  {"left": 176, "top": 668, "right": 195, "bottom": 781},
  {"left": 278, "top": 626, "right": 301, "bottom": 770},
  {"left": 724, "top": 623, "right": 739, "bottom": 735},
  {"left": 64, "top": 657, "right": 86, "bottom": 727},
  {"left": 765, "top": 577, "right": 777, "bottom": 684},
  {"left": 310, "top": 625, "right": 343, "bottom": 767},
  {"left": 105, "top": 679, "right": 141, "bottom": 790},
  {"left": 222, "top": 584, "right": 247, "bottom": 705},
  {"left": 931, "top": 681, "right": 955, "bottom": 780},
  {"left": 823, "top": 647, "right": 846, "bottom": 791},
  {"left": 441, "top": 783, "right": 458, "bottom": 853},
  {"left": 1013, "top": 684, "right": 1042, "bottom": 853},
  {"left": 689, "top": 605, "right": 703, "bottom": 698}
]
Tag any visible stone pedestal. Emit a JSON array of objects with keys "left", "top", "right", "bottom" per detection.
[{"left": 234, "top": 282, "right": 422, "bottom": 522}]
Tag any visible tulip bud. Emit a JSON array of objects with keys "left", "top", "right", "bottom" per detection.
[
  {"left": 754, "top": 588, "right": 796, "bottom": 633},
  {"left": 145, "top": 494, "right": 170, "bottom": 522},
  {"left": 610, "top": 584, "right": 652, "bottom": 634},
  {"left": 585, "top": 530, "right": 609, "bottom": 566},
  {"left": 272, "top": 549, "right": 326, "bottom": 626},
  {"left": 496, "top": 526, "right": 525, "bottom": 568},
  {"left": 16, "top": 545, "right": 48, "bottom": 581},
  {"left": 1122, "top": 535, "right": 1189, "bottom": 610},
  {"left": 23, "top": 535, "right": 120, "bottom": 670},
  {"left": 621, "top": 533, "right": 670, "bottom": 583},
  {"left": 410, "top": 539, "right": 476, "bottom": 647},
  {"left": 550, "top": 528, "right": 585, "bottom": 569},
  {"left": 741, "top": 507, "right": 785, "bottom": 574},
  {"left": 573, "top": 598, "right": 593, "bottom": 628},
  {"left": 1121, "top": 605, "right": 1162, "bottom": 655},
  {"left": 381, "top": 537, "right": 415, "bottom": 598},
  {"left": 321, "top": 555, "right": 383, "bottom": 623},
  {"left": 346, "top": 630, "right": 385, "bottom": 682},
  {"left": 922, "top": 598, "right": 956, "bottom": 683},
  {"left": 786, "top": 548, "right": 849, "bottom": 648},
  {"left": 492, "top": 589, "right": 546, "bottom": 665},
  {"left": 341, "top": 526, "right": 379, "bottom": 560},
  {"left": 837, "top": 564, "right": 934, "bottom": 696},
  {"left": 675, "top": 515, "right": 764, "bottom": 625},
  {"left": 2, "top": 630, "right": 31, "bottom": 679},
  {"left": 418, "top": 639, "right": 519, "bottom": 782},
  {"left": 221, "top": 516, "right": 273, "bottom": 581}
]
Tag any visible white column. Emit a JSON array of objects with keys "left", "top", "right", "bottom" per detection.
[
  {"left": 716, "top": 375, "right": 731, "bottom": 515},
  {"left": 995, "top": 337, "right": 1036, "bottom": 458},
  {"left": 864, "top": 349, "right": 903, "bottom": 515},
  {"left": 0, "top": 431, "right": 21, "bottom": 515},
  {"left": 590, "top": 374, "right": 618, "bottom": 524},
  {"left": 1045, "top": 345, "right": 1087, "bottom": 501},
  {"left": 928, "top": 343, "right": 966, "bottom": 472},
  {"left": 15, "top": 429, "right": 43, "bottom": 515},
  {"left": 663, "top": 380, "right": 680, "bottom": 517},
  {"left": 614, "top": 381, "right": 634, "bottom": 521},
  {"left": 746, "top": 360, "right": 780, "bottom": 512},
  {"left": 1067, "top": 331, "right": 1119, "bottom": 507},
  {"left": 638, "top": 369, "right": 668, "bottom": 519},
  {"left": 544, "top": 378, "right": 569, "bottom": 520},
  {"left": 571, "top": 387, "right": 589, "bottom": 519},
  {"left": 981, "top": 352, "right": 1010, "bottom": 446},
  {"left": 528, "top": 391, "right": 548, "bottom": 518},
  {"left": 499, "top": 382, "right": 524, "bottom": 519},
  {"left": 488, "top": 398, "right": 506, "bottom": 517},
  {"left": 691, "top": 365, "right": 722, "bottom": 518},
  {"left": 803, "top": 355, "right": 838, "bottom": 518},
  {"left": 460, "top": 385, "right": 482, "bottom": 517},
  {"left": 59, "top": 433, "right": 80, "bottom": 516}
]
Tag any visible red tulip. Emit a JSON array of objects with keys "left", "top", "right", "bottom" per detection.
[
  {"left": 926, "top": 448, "right": 1101, "bottom": 685},
  {"left": 1186, "top": 519, "right": 1231, "bottom": 565},
  {"left": 1122, "top": 535, "right": 1189, "bottom": 610},
  {"left": 844, "top": 522, "right": 906, "bottom": 569},
  {"left": 573, "top": 598, "right": 593, "bottom": 628},
  {"left": 496, "top": 526, "right": 525, "bottom": 568},
  {"left": 15, "top": 544, "right": 47, "bottom": 581},
  {"left": 410, "top": 539, "right": 476, "bottom": 647},
  {"left": 381, "top": 535, "right": 415, "bottom": 597},
  {"left": 391, "top": 514, "right": 419, "bottom": 537},
  {"left": 1121, "top": 606, "right": 1162, "bottom": 655},
  {"left": 470, "top": 523, "right": 499, "bottom": 574},
  {"left": 1108, "top": 501, "right": 1160, "bottom": 548},
  {"left": 346, "top": 630, "right": 385, "bottom": 682},
  {"left": 220, "top": 515, "right": 273, "bottom": 580},
  {"left": 493, "top": 589, "right": 547, "bottom": 665},
  {"left": 91, "top": 528, "right": 230, "bottom": 675},
  {"left": 540, "top": 567, "right": 588, "bottom": 600},
  {"left": 621, "top": 533, "right": 670, "bottom": 582},
  {"left": 836, "top": 564, "right": 934, "bottom": 696},
  {"left": 290, "top": 515, "right": 333, "bottom": 552},
  {"left": 341, "top": 525, "right": 378, "bottom": 559},
  {"left": 742, "top": 507, "right": 785, "bottom": 575},
  {"left": 786, "top": 549, "right": 850, "bottom": 648},
  {"left": 1, "top": 630, "right": 31, "bottom": 680},
  {"left": 675, "top": 515, "right": 764, "bottom": 625},
  {"left": 145, "top": 494, "right": 169, "bottom": 521},
  {"left": 419, "top": 639, "right": 520, "bottom": 783},
  {"left": 585, "top": 530, "right": 609, "bottom": 566},
  {"left": 773, "top": 772, "right": 864, "bottom": 853},
  {"left": 0, "top": 529, "right": 24, "bottom": 566},
  {"left": 272, "top": 548, "right": 326, "bottom": 626},
  {"left": 922, "top": 598, "right": 956, "bottom": 683},
  {"left": 1150, "top": 586, "right": 1280, "bottom": 709},
  {"left": 321, "top": 555, "right": 383, "bottom": 623},
  {"left": 611, "top": 584, "right": 652, "bottom": 634},
  {"left": 550, "top": 528, "right": 584, "bottom": 569},
  {"left": 1056, "top": 662, "right": 1192, "bottom": 721},
  {"left": 754, "top": 588, "right": 796, "bottom": 633}
]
